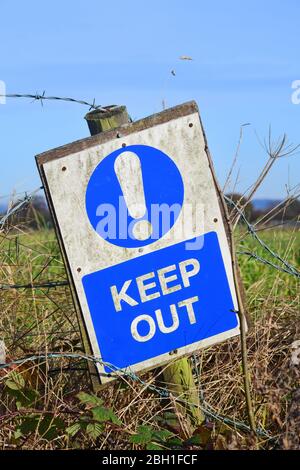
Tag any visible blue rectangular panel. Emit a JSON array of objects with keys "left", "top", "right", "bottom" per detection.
[{"left": 82, "top": 231, "right": 237, "bottom": 372}]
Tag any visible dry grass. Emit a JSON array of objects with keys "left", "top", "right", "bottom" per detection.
[{"left": 0, "top": 220, "right": 299, "bottom": 450}]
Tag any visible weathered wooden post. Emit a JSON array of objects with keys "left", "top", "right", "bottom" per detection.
[
  {"left": 85, "top": 106, "right": 130, "bottom": 135},
  {"left": 84, "top": 106, "right": 205, "bottom": 435}
]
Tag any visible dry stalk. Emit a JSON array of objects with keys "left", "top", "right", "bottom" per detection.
[{"left": 231, "top": 128, "right": 300, "bottom": 229}]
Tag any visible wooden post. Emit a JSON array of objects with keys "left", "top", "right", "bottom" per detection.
[
  {"left": 161, "top": 358, "right": 205, "bottom": 435},
  {"left": 85, "top": 106, "right": 129, "bottom": 135},
  {"left": 84, "top": 106, "right": 205, "bottom": 435}
]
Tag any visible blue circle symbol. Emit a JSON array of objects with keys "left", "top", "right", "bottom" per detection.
[{"left": 86, "top": 144, "right": 184, "bottom": 248}]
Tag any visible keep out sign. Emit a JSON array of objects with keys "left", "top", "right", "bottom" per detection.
[
  {"left": 37, "top": 101, "right": 241, "bottom": 383},
  {"left": 82, "top": 232, "right": 237, "bottom": 371}
]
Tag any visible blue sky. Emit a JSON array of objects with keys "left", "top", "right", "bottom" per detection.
[{"left": 0, "top": 0, "right": 299, "bottom": 199}]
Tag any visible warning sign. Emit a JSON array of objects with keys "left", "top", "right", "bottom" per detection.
[{"left": 36, "top": 101, "right": 241, "bottom": 384}]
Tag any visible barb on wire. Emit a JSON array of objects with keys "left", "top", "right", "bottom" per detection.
[
  {"left": 237, "top": 250, "right": 299, "bottom": 276},
  {"left": 0, "top": 92, "right": 116, "bottom": 112},
  {"left": 225, "top": 195, "right": 300, "bottom": 279},
  {"left": 0, "top": 186, "right": 43, "bottom": 230}
]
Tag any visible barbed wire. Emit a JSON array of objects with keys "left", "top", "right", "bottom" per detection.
[
  {"left": 0, "top": 186, "right": 43, "bottom": 230},
  {"left": 0, "top": 280, "right": 68, "bottom": 291},
  {"left": 237, "top": 250, "right": 299, "bottom": 276},
  {"left": 0, "top": 188, "right": 70, "bottom": 291},
  {"left": 225, "top": 195, "right": 300, "bottom": 279},
  {"left": 0, "top": 190, "right": 37, "bottom": 201},
  {"left": 0, "top": 352, "right": 276, "bottom": 442},
  {"left": 0, "top": 92, "right": 116, "bottom": 112}
]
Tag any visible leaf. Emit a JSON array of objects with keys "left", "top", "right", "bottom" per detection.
[
  {"left": 92, "top": 406, "right": 121, "bottom": 425},
  {"left": 166, "top": 437, "right": 183, "bottom": 447},
  {"left": 185, "top": 434, "right": 202, "bottom": 446},
  {"left": 152, "top": 429, "right": 174, "bottom": 443},
  {"left": 77, "top": 392, "right": 103, "bottom": 407},
  {"left": 185, "top": 424, "right": 214, "bottom": 448},
  {"left": 5, "top": 371, "right": 25, "bottom": 390},
  {"left": 18, "top": 388, "right": 40, "bottom": 409},
  {"left": 20, "top": 416, "right": 39, "bottom": 435},
  {"left": 6, "top": 380, "right": 20, "bottom": 391},
  {"left": 156, "top": 411, "right": 179, "bottom": 430},
  {"left": 13, "top": 428, "right": 23, "bottom": 440},
  {"left": 66, "top": 423, "right": 81, "bottom": 437},
  {"left": 130, "top": 425, "right": 153, "bottom": 445},
  {"left": 86, "top": 423, "right": 103, "bottom": 439},
  {"left": 38, "top": 415, "right": 65, "bottom": 441},
  {"left": 146, "top": 442, "right": 163, "bottom": 450},
  {"left": 6, "top": 386, "right": 39, "bottom": 410}
]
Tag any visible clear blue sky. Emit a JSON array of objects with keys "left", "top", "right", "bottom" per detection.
[{"left": 0, "top": 0, "right": 299, "bottom": 199}]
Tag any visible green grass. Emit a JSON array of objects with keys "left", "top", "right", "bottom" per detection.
[
  {"left": 238, "top": 228, "right": 299, "bottom": 287},
  {"left": 2, "top": 226, "right": 299, "bottom": 285}
]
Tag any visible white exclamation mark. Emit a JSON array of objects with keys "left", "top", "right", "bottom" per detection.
[{"left": 114, "top": 151, "right": 153, "bottom": 241}]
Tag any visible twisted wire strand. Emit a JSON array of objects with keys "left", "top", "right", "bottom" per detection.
[
  {"left": 0, "top": 186, "right": 43, "bottom": 230},
  {"left": 225, "top": 195, "right": 300, "bottom": 279},
  {"left": 0, "top": 92, "right": 116, "bottom": 112}
]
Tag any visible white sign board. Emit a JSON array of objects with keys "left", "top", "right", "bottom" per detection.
[{"left": 36, "top": 101, "right": 242, "bottom": 384}]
